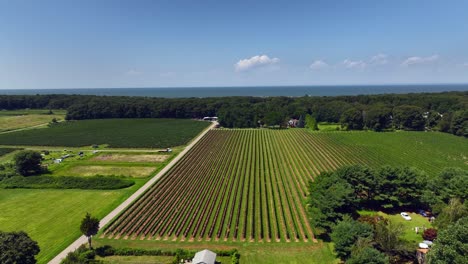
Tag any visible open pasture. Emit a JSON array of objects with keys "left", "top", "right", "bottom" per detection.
[
  {"left": 103, "top": 129, "right": 466, "bottom": 246},
  {"left": 0, "top": 109, "right": 65, "bottom": 132},
  {"left": 0, "top": 118, "right": 210, "bottom": 148}
]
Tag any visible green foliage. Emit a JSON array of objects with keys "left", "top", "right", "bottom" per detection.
[
  {"left": 0, "top": 175, "right": 134, "bottom": 190},
  {"left": 340, "top": 108, "right": 364, "bottom": 130},
  {"left": 61, "top": 245, "right": 97, "bottom": 264},
  {"left": 434, "top": 198, "right": 468, "bottom": 230},
  {"left": 336, "top": 165, "right": 377, "bottom": 203},
  {"left": 373, "top": 166, "right": 427, "bottom": 209},
  {"left": 0, "top": 119, "right": 210, "bottom": 148},
  {"left": 450, "top": 110, "right": 468, "bottom": 137},
  {"left": 364, "top": 105, "right": 392, "bottom": 131},
  {"left": 422, "top": 167, "right": 468, "bottom": 212},
  {"left": 80, "top": 213, "right": 100, "bottom": 248},
  {"left": 0, "top": 148, "right": 19, "bottom": 157},
  {"left": 263, "top": 111, "right": 287, "bottom": 127},
  {"left": 427, "top": 217, "right": 468, "bottom": 264},
  {"left": 373, "top": 220, "right": 406, "bottom": 255},
  {"left": 305, "top": 114, "right": 319, "bottom": 130},
  {"left": 172, "top": 249, "right": 194, "bottom": 264},
  {"left": 0, "top": 231, "right": 40, "bottom": 264},
  {"left": 296, "top": 115, "right": 305, "bottom": 128},
  {"left": 393, "top": 105, "right": 425, "bottom": 131},
  {"left": 13, "top": 150, "right": 43, "bottom": 176},
  {"left": 308, "top": 172, "right": 356, "bottom": 231},
  {"left": 346, "top": 247, "right": 389, "bottom": 264},
  {"left": 218, "top": 105, "right": 258, "bottom": 128},
  {"left": 231, "top": 250, "right": 241, "bottom": 264},
  {"left": 331, "top": 216, "right": 374, "bottom": 260}
]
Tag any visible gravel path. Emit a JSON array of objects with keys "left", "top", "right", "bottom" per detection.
[{"left": 48, "top": 122, "right": 215, "bottom": 264}]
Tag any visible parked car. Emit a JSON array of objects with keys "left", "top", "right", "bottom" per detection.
[
  {"left": 400, "top": 212, "right": 412, "bottom": 220},
  {"left": 418, "top": 209, "right": 428, "bottom": 217}
]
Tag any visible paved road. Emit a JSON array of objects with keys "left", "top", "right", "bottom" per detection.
[{"left": 48, "top": 122, "right": 215, "bottom": 264}]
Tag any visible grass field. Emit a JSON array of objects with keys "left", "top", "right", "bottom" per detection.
[
  {"left": 0, "top": 109, "right": 66, "bottom": 132},
  {"left": 359, "top": 210, "right": 433, "bottom": 244},
  {"left": 0, "top": 118, "right": 210, "bottom": 148},
  {"left": 94, "top": 239, "right": 338, "bottom": 264},
  {"left": 0, "top": 181, "right": 145, "bottom": 263},
  {"left": 103, "top": 129, "right": 466, "bottom": 246}
]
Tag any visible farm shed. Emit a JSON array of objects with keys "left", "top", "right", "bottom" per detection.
[{"left": 191, "top": 249, "right": 216, "bottom": 264}]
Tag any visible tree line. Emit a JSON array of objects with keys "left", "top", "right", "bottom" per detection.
[{"left": 0, "top": 91, "right": 466, "bottom": 136}]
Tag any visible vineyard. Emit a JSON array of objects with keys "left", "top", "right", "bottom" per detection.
[{"left": 103, "top": 129, "right": 467, "bottom": 243}]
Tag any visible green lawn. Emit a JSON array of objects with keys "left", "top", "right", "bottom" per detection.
[
  {"left": 0, "top": 118, "right": 210, "bottom": 148},
  {"left": 93, "top": 239, "right": 338, "bottom": 264},
  {"left": 359, "top": 210, "right": 432, "bottom": 244},
  {"left": 0, "top": 180, "right": 145, "bottom": 263}
]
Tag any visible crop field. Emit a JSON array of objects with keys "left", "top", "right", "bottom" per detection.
[
  {"left": 60, "top": 165, "right": 156, "bottom": 177},
  {"left": 0, "top": 118, "right": 210, "bottom": 148},
  {"left": 91, "top": 153, "right": 169, "bottom": 163},
  {"left": 103, "top": 129, "right": 467, "bottom": 245}
]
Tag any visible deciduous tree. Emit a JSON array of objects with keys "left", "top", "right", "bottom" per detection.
[
  {"left": 0, "top": 231, "right": 40, "bottom": 264},
  {"left": 80, "top": 213, "right": 100, "bottom": 249}
]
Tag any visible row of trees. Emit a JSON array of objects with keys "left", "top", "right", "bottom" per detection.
[{"left": 0, "top": 92, "right": 466, "bottom": 135}]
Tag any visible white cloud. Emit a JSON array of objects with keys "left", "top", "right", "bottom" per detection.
[
  {"left": 463, "top": 63, "right": 468, "bottom": 67},
  {"left": 401, "top": 54, "right": 439, "bottom": 66},
  {"left": 309, "top": 60, "right": 329, "bottom": 70},
  {"left": 235, "top": 55, "right": 279, "bottom": 72},
  {"left": 342, "top": 59, "right": 366, "bottom": 69},
  {"left": 369, "top": 53, "right": 388, "bottom": 65},
  {"left": 125, "top": 69, "right": 143, "bottom": 76}
]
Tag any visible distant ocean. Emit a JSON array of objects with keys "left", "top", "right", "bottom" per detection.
[{"left": 1, "top": 84, "right": 467, "bottom": 98}]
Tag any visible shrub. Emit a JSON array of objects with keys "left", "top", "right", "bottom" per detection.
[{"left": 422, "top": 228, "right": 438, "bottom": 241}]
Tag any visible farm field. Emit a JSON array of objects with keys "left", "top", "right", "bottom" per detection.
[
  {"left": 0, "top": 181, "right": 145, "bottom": 264},
  {"left": 0, "top": 118, "right": 210, "bottom": 148},
  {"left": 91, "top": 153, "right": 170, "bottom": 163},
  {"left": 0, "top": 109, "right": 66, "bottom": 132},
  {"left": 102, "top": 129, "right": 466, "bottom": 248},
  {"left": 59, "top": 165, "right": 156, "bottom": 177}
]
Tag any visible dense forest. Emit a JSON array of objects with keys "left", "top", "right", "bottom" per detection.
[{"left": 0, "top": 92, "right": 466, "bottom": 136}]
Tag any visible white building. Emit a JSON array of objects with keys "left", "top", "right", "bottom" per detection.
[{"left": 191, "top": 249, "right": 216, "bottom": 264}]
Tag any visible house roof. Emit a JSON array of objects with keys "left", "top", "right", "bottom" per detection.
[{"left": 192, "top": 249, "right": 216, "bottom": 264}]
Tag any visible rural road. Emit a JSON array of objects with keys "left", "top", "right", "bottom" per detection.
[{"left": 48, "top": 121, "right": 216, "bottom": 264}]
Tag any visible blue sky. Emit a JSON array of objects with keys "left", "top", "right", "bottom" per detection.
[{"left": 1, "top": 0, "right": 468, "bottom": 89}]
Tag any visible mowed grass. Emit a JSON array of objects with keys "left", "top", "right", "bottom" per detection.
[
  {"left": 0, "top": 109, "right": 66, "bottom": 132},
  {"left": 0, "top": 181, "right": 144, "bottom": 264},
  {"left": 60, "top": 165, "right": 156, "bottom": 178},
  {"left": 93, "top": 239, "right": 338, "bottom": 264},
  {"left": 0, "top": 118, "right": 210, "bottom": 148},
  {"left": 0, "top": 114, "right": 64, "bottom": 131},
  {"left": 359, "top": 211, "right": 432, "bottom": 244}
]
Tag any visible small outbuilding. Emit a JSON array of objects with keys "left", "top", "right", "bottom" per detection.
[{"left": 191, "top": 249, "right": 216, "bottom": 264}]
